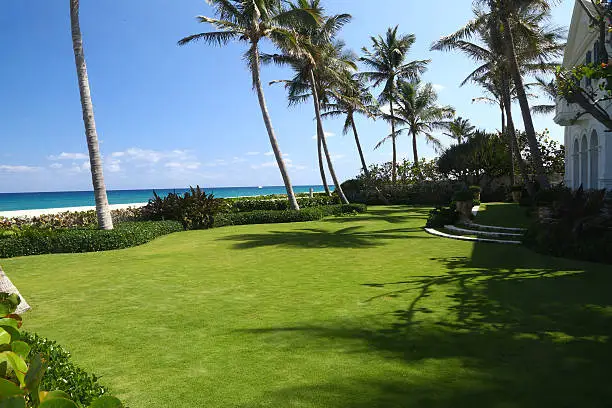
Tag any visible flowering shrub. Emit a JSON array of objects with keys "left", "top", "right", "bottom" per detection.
[{"left": 0, "top": 208, "right": 142, "bottom": 231}]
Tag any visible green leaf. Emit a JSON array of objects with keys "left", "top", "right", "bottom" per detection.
[
  {"left": 0, "top": 320, "right": 20, "bottom": 342},
  {"left": 0, "top": 329, "right": 10, "bottom": 346},
  {"left": 0, "top": 352, "right": 27, "bottom": 387},
  {"left": 38, "top": 398, "right": 78, "bottom": 408},
  {"left": 89, "top": 396, "right": 123, "bottom": 408},
  {"left": 40, "top": 391, "right": 72, "bottom": 402},
  {"left": 10, "top": 342, "right": 29, "bottom": 359},
  {"left": 24, "top": 353, "right": 46, "bottom": 402},
  {"left": 0, "top": 396, "right": 25, "bottom": 408},
  {"left": 0, "top": 378, "right": 24, "bottom": 397}
]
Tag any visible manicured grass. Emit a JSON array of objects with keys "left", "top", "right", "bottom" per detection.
[
  {"left": 2, "top": 206, "right": 611, "bottom": 407},
  {"left": 476, "top": 202, "right": 534, "bottom": 228}
]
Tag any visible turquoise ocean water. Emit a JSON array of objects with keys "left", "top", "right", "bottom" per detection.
[{"left": 0, "top": 186, "right": 327, "bottom": 212}]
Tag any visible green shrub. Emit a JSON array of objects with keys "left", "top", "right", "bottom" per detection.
[
  {"left": 425, "top": 207, "right": 459, "bottom": 228},
  {"left": 227, "top": 196, "right": 340, "bottom": 212},
  {"left": 0, "top": 208, "right": 143, "bottom": 231},
  {"left": 213, "top": 204, "right": 367, "bottom": 227},
  {"left": 468, "top": 185, "right": 482, "bottom": 193},
  {"left": 0, "top": 221, "right": 182, "bottom": 258},
  {"left": 453, "top": 190, "right": 474, "bottom": 202},
  {"left": 0, "top": 295, "right": 122, "bottom": 407}
]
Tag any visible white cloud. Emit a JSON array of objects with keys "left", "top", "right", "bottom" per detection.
[
  {"left": 264, "top": 151, "right": 274, "bottom": 156},
  {"left": 111, "top": 152, "right": 125, "bottom": 158},
  {"left": 246, "top": 152, "right": 260, "bottom": 156},
  {"left": 432, "top": 84, "right": 445, "bottom": 92},
  {"left": 311, "top": 132, "right": 335, "bottom": 140},
  {"left": 49, "top": 152, "right": 88, "bottom": 161},
  {"left": 50, "top": 163, "right": 63, "bottom": 169},
  {"left": 232, "top": 156, "right": 247, "bottom": 164},
  {"left": 165, "top": 162, "right": 201, "bottom": 170},
  {"left": 0, "top": 165, "right": 39, "bottom": 173},
  {"left": 330, "top": 154, "right": 345, "bottom": 161},
  {"left": 106, "top": 159, "right": 122, "bottom": 173}
]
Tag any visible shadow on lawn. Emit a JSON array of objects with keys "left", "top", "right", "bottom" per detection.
[{"left": 237, "top": 242, "right": 612, "bottom": 407}]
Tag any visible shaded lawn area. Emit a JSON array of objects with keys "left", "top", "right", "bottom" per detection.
[
  {"left": 475, "top": 202, "right": 534, "bottom": 228},
  {"left": 2, "top": 206, "right": 611, "bottom": 407}
]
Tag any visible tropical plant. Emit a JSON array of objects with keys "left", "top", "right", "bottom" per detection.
[
  {"left": 360, "top": 26, "right": 430, "bottom": 183},
  {"left": 0, "top": 293, "right": 123, "bottom": 407},
  {"left": 263, "top": 0, "right": 352, "bottom": 204},
  {"left": 69, "top": 0, "right": 113, "bottom": 230},
  {"left": 382, "top": 80, "right": 454, "bottom": 170},
  {"left": 178, "top": 0, "right": 322, "bottom": 211},
  {"left": 443, "top": 117, "right": 476, "bottom": 144}
]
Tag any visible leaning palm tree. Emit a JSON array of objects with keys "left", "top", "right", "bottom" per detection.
[
  {"left": 443, "top": 117, "right": 476, "bottom": 144},
  {"left": 360, "top": 27, "right": 429, "bottom": 183},
  {"left": 530, "top": 76, "right": 557, "bottom": 115},
  {"left": 383, "top": 80, "right": 455, "bottom": 168},
  {"left": 178, "top": 0, "right": 321, "bottom": 210},
  {"left": 70, "top": 0, "right": 113, "bottom": 230},
  {"left": 322, "top": 75, "right": 377, "bottom": 177},
  {"left": 264, "top": 2, "right": 352, "bottom": 204}
]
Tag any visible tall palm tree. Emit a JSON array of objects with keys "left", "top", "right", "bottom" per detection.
[
  {"left": 360, "top": 27, "right": 429, "bottom": 183},
  {"left": 382, "top": 80, "right": 454, "bottom": 168},
  {"left": 443, "top": 117, "right": 476, "bottom": 144},
  {"left": 70, "top": 0, "right": 113, "bottom": 230},
  {"left": 178, "top": 0, "right": 320, "bottom": 210},
  {"left": 530, "top": 76, "right": 557, "bottom": 114},
  {"left": 264, "top": 2, "right": 351, "bottom": 204},
  {"left": 322, "top": 75, "right": 377, "bottom": 177}
]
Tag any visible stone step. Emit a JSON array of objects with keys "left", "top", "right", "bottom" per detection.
[
  {"left": 424, "top": 227, "right": 522, "bottom": 245},
  {"left": 460, "top": 222, "right": 527, "bottom": 233},
  {"left": 446, "top": 225, "right": 525, "bottom": 238}
]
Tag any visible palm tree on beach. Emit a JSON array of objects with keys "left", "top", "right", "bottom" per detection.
[
  {"left": 178, "top": 0, "right": 321, "bottom": 210},
  {"left": 360, "top": 27, "right": 429, "bottom": 183},
  {"left": 322, "top": 75, "right": 377, "bottom": 177},
  {"left": 443, "top": 117, "right": 476, "bottom": 144},
  {"left": 264, "top": 1, "right": 352, "bottom": 204},
  {"left": 70, "top": 0, "right": 113, "bottom": 230},
  {"left": 384, "top": 80, "right": 454, "bottom": 170}
]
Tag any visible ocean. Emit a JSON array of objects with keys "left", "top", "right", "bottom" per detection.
[{"left": 0, "top": 186, "right": 327, "bottom": 211}]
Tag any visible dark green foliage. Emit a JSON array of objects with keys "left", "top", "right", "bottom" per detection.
[
  {"left": 469, "top": 185, "right": 482, "bottom": 193},
  {"left": 425, "top": 207, "right": 459, "bottom": 228},
  {"left": 228, "top": 196, "right": 340, "bottom": 212},
  {"left": 453, "top": 190, "right": 474, "bottom": 202},
  {"left": 524, "top": 187, "right": 612, "bottom": 264},
  {"left": 511, "top": 185, "right": 524, "bottom": 192},
  {"left": 0, "top": 221, "right": 182, "bottom": 258},
  {"left": 343, "top": 179, "right": 462, "bottom": 206},
  {"left": 213, "top": 204, "right": 367, "bottom": 227},
  {"left": 141, "top": 186, "right": 227, "bottom": 230},
  {"left": 21, "top": 333, "right": 108, "bottom": 406}
]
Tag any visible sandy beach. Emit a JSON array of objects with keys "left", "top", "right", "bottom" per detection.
[{"left": 0, "top": 203, "right": 147, "bottom": 218}]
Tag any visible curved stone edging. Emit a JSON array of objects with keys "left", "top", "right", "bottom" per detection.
[
  {"left": 445, "top": 225, "right": 524, "bottom": 238},
  {"left": 424, "top": 227, "right": 522, "bottom": 245}
]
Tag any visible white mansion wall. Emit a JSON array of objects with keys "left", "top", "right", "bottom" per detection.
[{"left": 564, "top": 118, "right": 611, "bottom": 190}]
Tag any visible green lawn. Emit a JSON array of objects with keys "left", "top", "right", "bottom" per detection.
[
  {"left": 475, "top": 202, "right": 534, "bottom": 228},
  {"left": 2, "top": 206, "right": 611, "bottom": 407}
]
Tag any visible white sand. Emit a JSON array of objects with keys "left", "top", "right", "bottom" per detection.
[{"left": 0, "top": 203, "right": 147, "bottom": 218}]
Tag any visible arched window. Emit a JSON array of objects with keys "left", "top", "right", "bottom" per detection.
[
  {"left": 573, "top": 139, "right": 580, "bottom": 189},
  {"left": 581, "top": 135, "right": 589, "bottom": 188},
  {"left": 590, "top": 130, "right": 599, "bottom": 189}
]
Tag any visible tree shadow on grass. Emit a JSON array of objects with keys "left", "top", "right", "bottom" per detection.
[
  {"left": 219, "top": 225, "right": 428, "bottom": 250},
  {"left": 323, "top": 206, "right": 432, "bottom": 225},
  {"left": 236, "top": 242, "right": 612, "bottom": 407}
]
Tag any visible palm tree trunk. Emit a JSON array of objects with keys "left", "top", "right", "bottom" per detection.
[
  {"left": 318, "top": 135, "right": 331, "bottom": 196},
  {"left": 309, "top": 70, "right": 349, "bottom": 204},
  {"left": 70, "top": 0, "right": 113, "bottom": 230},
  {"left": 349, "top": 113, "right": 369, "bottom": 177},
  {"left": 501, "top": 84, "right": 530, "bottom": 191},
  {"left": 389, "top": 101, "right": 398, "bottom": 183},
  {"left": 251, "top": 45, "right": 300, "bottom": 210},
  {"left": 500, "top": 100, "right": 515, "bottom": 186},
  {"left": 411, "top": 128, "right": 419, "bottom": 166},
  {"left": 500, "top": 13, "right": 549, "bottom": 189}
]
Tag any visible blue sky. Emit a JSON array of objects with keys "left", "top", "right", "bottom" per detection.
[{"left": 0, "top": 0, "right": 575, "bottom": 193}]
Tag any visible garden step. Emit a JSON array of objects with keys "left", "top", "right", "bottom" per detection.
[
  {"left": 446, "top": 225, "right": 525, "bottom": 238},
  {"left": 459, "top": 222, "right": 527, "bottom": 233},
  {"left": 424, "top": 227, "right": 522, "bottom": 245}
]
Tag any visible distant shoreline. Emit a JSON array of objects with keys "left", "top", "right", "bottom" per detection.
[{"left": 0, "top": 203, "right": 148, "bottom": 218}]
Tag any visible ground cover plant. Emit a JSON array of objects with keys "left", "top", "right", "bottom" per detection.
[{"left": 2, "top": 206, "right": 610, "bottom": 407}]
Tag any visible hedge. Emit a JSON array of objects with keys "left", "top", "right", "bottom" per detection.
[
  {"left": 213, "top": 204, "right": 367, "bottom": 227},
  {"left": 227, "top": 196, "right": 341, "bottom": 212},
  {"left": 0, "top": 221, "right": 182, "bottom": 258},
  {"left": 21, "top": 332, "right": 110, "bottom": 406}
]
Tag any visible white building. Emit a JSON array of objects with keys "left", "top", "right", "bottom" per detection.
[{"left": 555, "top": 0, "right": 612, "bottom": 190}]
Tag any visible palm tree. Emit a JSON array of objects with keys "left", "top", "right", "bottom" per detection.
[
  {"left": 264, "top": 2, "right": 351, "bottom": 204},
  {"left": 530, "top": 76, "right": 557, "bottom": 115},
  {"left": 382, "top": 80, "right": 454, "bottom": 168},
  {"left": 178, "top": 0, "right": 320, "bottom": 210},
  {"left": 322, "top": 75, "right": 377, "bottom": 177},
  {"left": 443, "top": 117, "right": 476, "bottom": 144},
  {"left": 70, "top": 0, "right": 113, "bottom": 230},
  {"left": 360, "top": 27, "right": 429, "bottom": 183}
]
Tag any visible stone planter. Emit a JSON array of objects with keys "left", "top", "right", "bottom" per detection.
[
  {"left": 455, "top": 200, "right": 473, "bottom": 221},
  {"left": 512, "top": 190, "right": 522, "bottom": 203}
]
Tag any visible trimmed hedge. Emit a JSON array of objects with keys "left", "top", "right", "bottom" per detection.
[
  {"left": 0, "top": 221, "right": 182, "bottom": 258},
  {"left": 227, "top": 196, "right": 341, "bottom": 212},
  {"left": 213, "top": 204, "right": 367, "bottom": 227},
  {"left": 22, "top": 332, "right": 109, "bottom": 406}
]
